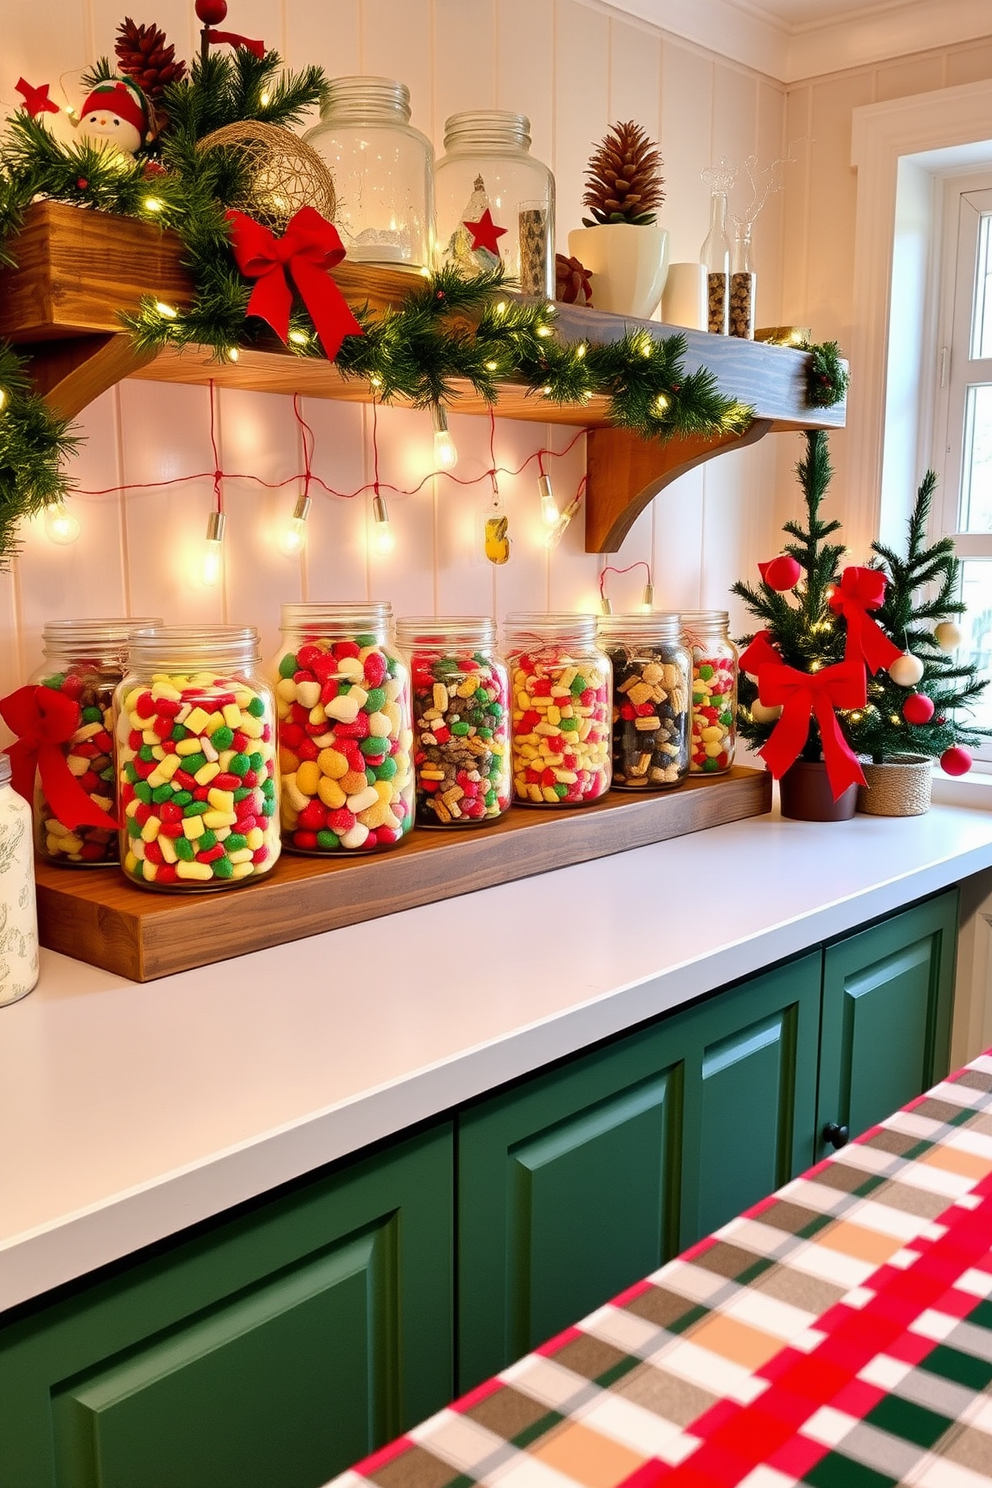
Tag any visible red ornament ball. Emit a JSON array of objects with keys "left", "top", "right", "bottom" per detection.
[
  {"left": 195, "top": 0, "right": 228, "bottom": 22},
  {"left": 902, "top": 692, "right": 935, "bottom": 725},
  {"left": 759, "top": 555, "right": 802, "bottom": 591},
  {"left": 940, "top": 745, "right": 973, "bottom": 776}
]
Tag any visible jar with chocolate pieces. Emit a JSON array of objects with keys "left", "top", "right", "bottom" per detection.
[{"left": 597, "top": 612, "right": 690, "bottom": 789}]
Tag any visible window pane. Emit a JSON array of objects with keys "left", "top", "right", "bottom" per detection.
[
  {"left": 957, "top": 560, "right": 992, "bottom": 736},
  {"left": 959, "top": 384, "right": 992, "bottom": 532},
  {"left": 973, "top": 211, "right": 992, "bottom": 359}
]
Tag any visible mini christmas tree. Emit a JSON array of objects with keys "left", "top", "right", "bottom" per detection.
[{"left": 581, "top": 121, "right": 665, "bottom": 227}]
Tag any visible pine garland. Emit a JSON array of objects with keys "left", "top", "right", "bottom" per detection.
[{"left": 0, "top": 343, "right": 79, "bottom": 563}]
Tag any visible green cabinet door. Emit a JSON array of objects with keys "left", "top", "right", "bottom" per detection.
[
  {"left": 817, "top": 889, "right": 958, "bottom": 1156},
  {"left": 457, "top": 1027, "right": 686, "bottom": 1392},
  {"left": 673, "top": 951, "right": 822, "bottom": 1247},
  {"left": 0, "top": 1124, "right": 453, "bottom": 1488}
]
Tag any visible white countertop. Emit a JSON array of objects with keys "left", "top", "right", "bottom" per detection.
[{"left": 3, "top": 800, "right": 992, "bottom": 1313}]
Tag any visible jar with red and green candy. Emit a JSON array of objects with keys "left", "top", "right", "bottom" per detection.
[
  {"left": 680, "top": 609, "right": 738, "bottom": 774},
  {"left": 114, "top": 626, "right": 280, "bottom": 889},
  {"left": 273, "top": 603, "right": 414, "bottom": 853},
  {"left": 396, "top": 616, "right": 511, "bottom": 826}
]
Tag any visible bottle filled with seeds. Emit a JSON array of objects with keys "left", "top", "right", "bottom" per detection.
[
  {"left": 679, "top": 610, "right": 738, "bottom": 774},
  {"left": 396, "top": 616, "right": 511, "bottom": 827},
  {"left": 597, "top": 613, "right": 691, "bottom": 789},
  {"left": 25, "top": 617, "right": 162, "bottom": 866},
  {"left": 115, "top": 626, "right": 281, "bottom": 889},
  {"left": 272, "top": 603, "right": 414, "bottom": 853},
  {"left": 505, "top": 613, "right": 612, "bottom": 805}
]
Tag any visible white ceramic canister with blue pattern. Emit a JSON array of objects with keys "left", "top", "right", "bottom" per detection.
[{"left": 0, "top": 751, "right": 39, "bottom": 1006}]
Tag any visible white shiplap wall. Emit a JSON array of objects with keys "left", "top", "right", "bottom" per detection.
[{"left": 0, "top": 0, "right": 785, "bottom": 705}]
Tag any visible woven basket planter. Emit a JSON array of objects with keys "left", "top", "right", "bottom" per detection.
[{"left": 856, "top": 754, "right": 933, "bottom": 817}]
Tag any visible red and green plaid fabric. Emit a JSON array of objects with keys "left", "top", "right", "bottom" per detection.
[{"left": 329, "top": 1053, "right": 992, "bottom": 1488}]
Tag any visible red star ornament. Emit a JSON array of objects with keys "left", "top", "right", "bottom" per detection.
[
  {"left": 463, "top": 208, "right": 507, "bottom": 257},
  {"left": 15, "top": 78, "right": 60, "bottom": 118}
]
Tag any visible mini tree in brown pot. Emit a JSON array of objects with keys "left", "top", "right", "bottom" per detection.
[{"left": 568, "top": 120, "right": 669, "bottom": 319}]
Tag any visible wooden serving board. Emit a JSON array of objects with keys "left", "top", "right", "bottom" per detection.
[{"left": 35, "top": 769, "right": 771, "bottom": 982}]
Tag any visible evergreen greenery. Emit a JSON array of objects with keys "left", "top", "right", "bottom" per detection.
[{"left": 0, "top": 343, "right": 79, "bottom": 564}]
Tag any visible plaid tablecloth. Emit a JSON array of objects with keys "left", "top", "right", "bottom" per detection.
[{"left": 331, "top": 1051, "right": 992, "bottom": 1488}]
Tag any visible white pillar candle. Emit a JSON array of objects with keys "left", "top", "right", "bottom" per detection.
[{"left": 660, "top": 262, "right": 707, "bottom": 330}]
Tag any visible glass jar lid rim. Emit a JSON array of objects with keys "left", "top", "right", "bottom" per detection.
[
  {"left": 43, "top": 616, "right": 163, "bottom": 638},
  {"left": 280, "top": 600, "right": 392, "bottom": 625},
  {"left": 127, "top": 624, "right": 261, "bottom": 661},
  {"left": 443, "top": 109, "right": 531, "bottom": 146},
  {"left": 396, "top": 613, "right": 496, "bottom": 631}
]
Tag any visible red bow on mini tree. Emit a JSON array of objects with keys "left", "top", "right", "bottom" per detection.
[
  {"left": 226, "top": 207, "right": 364, "bottom": 361},
  {"left": 753, "top": 658, "right": 867, "bottom": 799},
  {"left": 0, "top": 686, "right": 118, "bottom": 829},
  {"left": 829, "top": 566, "right": 904, "bottom": 674}
]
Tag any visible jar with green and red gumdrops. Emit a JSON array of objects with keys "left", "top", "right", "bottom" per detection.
[
  {"left": 679, "top": 610, "right": 738, "bottom": 773},
  {"left": 29, "top": 617, "right": 161, "bottom": 866},
  {"left": 395, "top": 616, "right": 511, "bottom": 826},
  {"left": 505, "top": 612, "right": 612, "bottom": 805},
  {"left": 114, "top": 626, "right": 280, "bottom": 889},
  {"left": 271, "top": 602, "right": 414, "bottom": 853}
]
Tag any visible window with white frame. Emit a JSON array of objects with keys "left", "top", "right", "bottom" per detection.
[{"left": 933, "top": 171, "right": 992, "bottom": 749}]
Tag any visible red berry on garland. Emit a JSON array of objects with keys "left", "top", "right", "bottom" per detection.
[
  {"left": 902, "top": 692, "right": 935, "bottom": 725},
  {"left": 940, "top": 744, "right": 973, "bottom": 776},
  {"left": 758, "top": 555, "right": 802, "bottom": 591},
  {"left": 195, "top": 0, "right": 228, "bottom": 22}
]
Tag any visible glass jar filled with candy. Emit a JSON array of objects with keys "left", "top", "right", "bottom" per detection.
[
  {"left": 505, "top": 613, "right": 612, "bottom": 805},
  {"left": 272, "top": 603, "right": 414, "bottom": 853},
  {"left": 24, "top": 618, "right": 162, "bottom": 866},
  {"left": 597, "top": 613, "right": 691, "bottom": 789},
  {"left": 679, "top": 610, "right": 738, "bottom": 774},
  {"left": 114, "top": 627, "right": 280, "bottom": 890},
  {"left": 395, "top": 616, "right": 511, "bottom": 827}
]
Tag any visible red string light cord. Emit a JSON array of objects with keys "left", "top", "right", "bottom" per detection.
[
  {"left": 598, "top": 560, "right": 652, "bottom": 605},
  {"left": 208, "top": 380, "right": 224, "bottom": 514},
  {"left": 293, "top": 394, "right": 314, "bottom": 500}
]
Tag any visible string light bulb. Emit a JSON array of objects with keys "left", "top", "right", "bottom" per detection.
[
  {"left": 538, "top": 472, "right": 559, "bottom": 527},
  {"left": 431, "top": 405, "right": 458, "bottom": 470},
  {"left": 600, "top": 595, "right": 613, "bottom": 615},
  {"left": 371, "top": 492, "right": 395, "bottom": 553},
  {"left": 44, "top": 499, "right": 81, "bottom": 545},
  {"left": 545, "top": 493, "right": 582, "bottom": 548},
  {"left": 201, "top": 510, "right": 225, "bottom": 586},
  {"left": 640, "top": 580, "right": 655, "bottom": 612},
  {"left": 278, "top": 494, "right": 311, "bottom": 557},
  {"left": 0, "top": 388, "right": 6, "bottom": 412}
]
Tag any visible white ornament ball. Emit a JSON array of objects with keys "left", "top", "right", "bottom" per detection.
[
  {"left": 888, "top": 653, "right": 924, "bottom": 687},
  {"left": 751, "top": 700, "right": 783, "bottom": 724},
  {"left": 934, "top": 621, "right": 963, "bottom": 652}
]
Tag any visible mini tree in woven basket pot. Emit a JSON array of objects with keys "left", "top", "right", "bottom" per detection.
[{"left": 568, "top": 121, "right": 668, "bottom": 318}]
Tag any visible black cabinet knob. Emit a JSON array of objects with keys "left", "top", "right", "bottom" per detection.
[{"left": 822, "top": 1121, "right": 850, "bottom": 1150}]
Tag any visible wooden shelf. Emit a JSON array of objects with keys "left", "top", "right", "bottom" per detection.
[
  {"left": 35, "top": 768, "right": 771, "bottom": 982},
  {"left": 0, "top": 202, "right": 846, "bottom": 553}
]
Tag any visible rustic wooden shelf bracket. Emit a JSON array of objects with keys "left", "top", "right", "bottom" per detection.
[{"left": 26, "top": 332, "right": 159, "bottom": 421}]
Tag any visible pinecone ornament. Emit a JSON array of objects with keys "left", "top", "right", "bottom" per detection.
[
  {"left": 582, "top": 121, "right": 665, "bottom": 226},
  {"left": 115, "top": 17, "right": 186, "bottom": 115}
]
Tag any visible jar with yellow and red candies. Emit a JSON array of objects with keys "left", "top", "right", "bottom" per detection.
[
  {"left": 597, "top": 612, "right": 691, "bottom": 789},
  {"left": 679, "top": 609, "right": 738, "bottom": 774},
  {"left": 396, "top": 616, "right": 511, "bottom": 827},
  {"left": 27, "top": 617, "right": 161, "bottom": 866},
  {"left": 272, "top": 603, "right": 414, "bottom": 853},
  {"left": 505, "top": 613, "right": 612, "bottom": 805},
  {"left": 114, "top": 627, "right": 280, "bottom": 889}
]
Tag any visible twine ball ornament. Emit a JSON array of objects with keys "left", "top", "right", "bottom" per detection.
[
  {"left": 902, "top": 692, "right": 935, "bottom": 725},
  {"left": 934, "top": 621, "right": 963, "bottom": 652},
  {"left": 197, "top": 120, "right": 336, "bottom": 232},
  {"left": 888, "top": 652, "right": 924, "bottom": 687}
]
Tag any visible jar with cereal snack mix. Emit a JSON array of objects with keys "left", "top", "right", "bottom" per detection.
[
  {"left": 272, "top": 603, "right": 414, "bottom": 853},
  {"left": 27, "top": 618, "right": 161, "bottom": 866},
  {"left": 114, "top": 627, "right": 280, "bottom": 889},
  {"left": 597, "top": 612, "right": 690, "bottom": 789},
  {"left": 395, "top": 616, "right": 511, "bottom": 827},
  {"left": 679, "top": 610, "right": 738, "bottom": 774},
  {"left": 505, "top": 613, "right": 612, "bottom": 805}
]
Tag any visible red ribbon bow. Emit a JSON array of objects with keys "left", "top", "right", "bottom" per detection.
[
  {"left": 738, "top": 630, "right": 781, "bottom": 678},
  {"left": 226, "top": 207, "right": 364, "bottom": 362},
  {"left": 829, "top": 566, "right": 903, "bottom": 674},
  {"left": 757, "top": 658, "right": 867, "bottom": 799},
  {"left": 0, "top": 685, "right": 118, "bottom": 830}
]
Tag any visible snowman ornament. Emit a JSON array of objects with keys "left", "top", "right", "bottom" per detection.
[{"left": 76, "top": 76, "right": 151, "bottom": 157}]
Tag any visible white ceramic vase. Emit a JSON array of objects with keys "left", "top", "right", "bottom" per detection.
[{"left": 568, "top": 223, "right": 670, "bottom": 318}]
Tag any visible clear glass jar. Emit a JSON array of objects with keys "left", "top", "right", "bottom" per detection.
[
  {"left": 271, "top": 603, "right": 414, "bottom": 854},
  {"left": 114, "top": 627, "right": 280, "bottom": 889},
  {"left": 679, "top": 611, "right": 738, "bottom": 774},
  {"left": 304, "top": 76, "right": 433, "bottom": 271},
  {"left": 597, "top": 613, "right": 691, "bottom": 790},
  {"left": 395, "top": 616, "right": 511, "bottom": 827},
  {"left": 505, "top": 613, "right": 611, "bottom": 805},
  {"left": 700, "top": 189, "right": 730, "bottom": 335},
  {"left": 729, "top": 227, "right": 756, "bottom": 339},
  {"left": 0, "top": 750, "right": 39, "bottom": 1006},
  {"left": 29, "top": 617, "right": 161, "bottom": 866},
  {"left": 435, "top": 111, "right": 555, "bottom": 296}
]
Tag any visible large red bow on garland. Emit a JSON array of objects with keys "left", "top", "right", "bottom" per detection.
[
  {"left": 829, "top": 566, "right": 903, "bottom": 673},
  {"left": 0, "top": 686, "right": 118, "bottom": 829},
  {"left": 226, "top": 207, "right": 364, "bottom": 361},
  {"left": 756, "top": 658, "right": 867, "bottom": 799}
]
